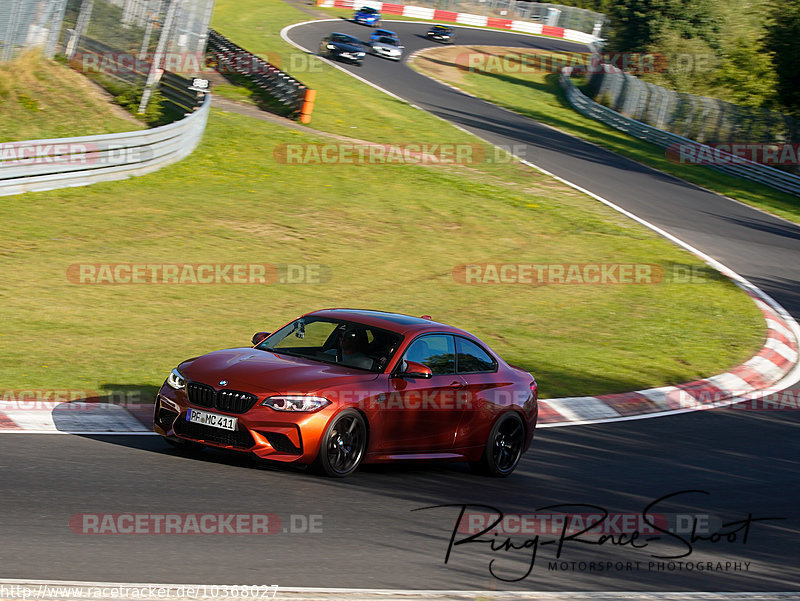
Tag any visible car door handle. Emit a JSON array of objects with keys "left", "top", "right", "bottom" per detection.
[{"left": 449, "top": 381, "right": 465, "bottom": 388}]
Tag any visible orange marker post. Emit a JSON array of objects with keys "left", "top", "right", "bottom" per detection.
[{"left": 300, "top": 88, "right": 316, "bottom": 124}]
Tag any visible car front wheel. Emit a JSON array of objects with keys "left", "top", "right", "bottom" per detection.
[
  {"left": 314, "top": 409, "right": 367, "bottom": 477},
  {"left": 470, "top": 412, "right": 525, "bottom": 477}
]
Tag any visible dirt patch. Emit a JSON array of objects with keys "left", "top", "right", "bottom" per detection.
[{"left": 410, "top": 45, "right": 471, "bottom": 85}]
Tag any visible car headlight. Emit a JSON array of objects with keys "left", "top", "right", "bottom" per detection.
[
  {"left": 261, "top": 395, "right": 330, "bottom": 412},
  {"left": 167, "top": 368, "right": 186, "bottom": 390},
  {"left": 327, "top": 43, "right": 336, "bottom": 49}
]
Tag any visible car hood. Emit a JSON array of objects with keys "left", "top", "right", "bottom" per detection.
[
  {"left": 373, "top": 42, "right": 400, "bottom": 50},
  {"left": 180, "top": 348, "right": 379, "bottom": 394}
]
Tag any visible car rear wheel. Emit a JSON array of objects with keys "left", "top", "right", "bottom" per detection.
[
  {"left": 470, "top": 412, "right": 524, "bottom": 477},
  {"left": 314, "top": 409, "right": 367, "bottom": 477}
]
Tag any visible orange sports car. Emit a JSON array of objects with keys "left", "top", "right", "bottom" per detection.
[{"left": 154, "top": 309, "right": 537, "bottom": 477}]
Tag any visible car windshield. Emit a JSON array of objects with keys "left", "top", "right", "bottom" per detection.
[
  {"left": 359, "top": 7, "right": 377, "bottom": 13},
  {"left": 376, "top": 37, "right": 397, "bottom": 45},
  {"left": 332, "top": 34, "right": 359, "bottom": 44},
  {"left": 256, "top": 317, "right": 403, "bottom": 372},
  {"left": 434, "top": 26, "right": 449, "bottom": 32}
]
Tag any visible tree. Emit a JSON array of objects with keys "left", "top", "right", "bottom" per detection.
[
  {"left": 714, "top": 37, "right": 777, "bottom": 109},
  {"left": 764, "top": 0, "right": 800, "bottom": 115},
  {"left": 606, "top": 0, "right": 720, "bottom": 52}
]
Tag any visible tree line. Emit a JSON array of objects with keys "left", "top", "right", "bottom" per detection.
[{"left": 559, "top": 0, "right": 799, "bottom": 117}]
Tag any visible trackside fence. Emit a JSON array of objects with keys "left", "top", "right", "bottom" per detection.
[
  {"left": 560, "top": 68, "right": 800, "bottom": 198},
  {"left": 0, "top": 92, "right": 210, "bottom": 197},
  {"left": 207, "top": 29, "right": 310, "bottom": 118}
]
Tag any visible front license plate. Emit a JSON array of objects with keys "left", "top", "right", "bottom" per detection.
[{"left": 186, "top": 408, "right": 237, "bottom": 431}]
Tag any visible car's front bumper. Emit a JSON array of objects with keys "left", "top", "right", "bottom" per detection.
[
  {"left": 154, "top": 384, "right": 335, "bottom": 463},
  {"left": 374, "top": 49, "right": 401, "bottom": 60}
]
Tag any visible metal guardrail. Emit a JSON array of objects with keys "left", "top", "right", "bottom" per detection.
[
  {"left": 206, "top": 29, "right": 308, "bottom": 116},
  {"left": 159, "top": 70, "right": 207, "bottom": 113},
  {"left": 0, "top": 92, "right": 210, "bottom": 197},
  {"left": 560, "top": 69, "right": 800, "bottom": 198}
]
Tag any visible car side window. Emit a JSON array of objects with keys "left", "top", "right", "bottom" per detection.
[
  {"left": 403, "top": 334, "right": 455, "bottom": 376},
  {"left": 456, "top": 337, "right": 497, "bottom": 373}
]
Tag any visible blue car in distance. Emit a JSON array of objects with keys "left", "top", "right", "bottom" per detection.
[
  {"left": 353, "top": 6, "right": 381, "bottom": 27},
  {"left": 369, "top": 28, "right": 399, "bottom": 44}
]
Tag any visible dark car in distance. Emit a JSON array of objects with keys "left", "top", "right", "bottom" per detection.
[
  {"left": 427, "top": 24, "right": 454, "bottom": 43},
  {"left": 154, "top": 309, "right": 538, "bottom": 477},
  {"left": 319, "top": 32, "right": 366, "bottom": 65}
]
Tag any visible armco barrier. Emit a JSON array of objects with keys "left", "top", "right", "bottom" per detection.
[
  {"left": 207, "top": 29, "right": 309, "bottom": 117},
  {"left": 560, "top": 68, "right": 800, "bottom": 198},
  {"left": 0, "top": 92, "right": 210, "bottom": 197}
]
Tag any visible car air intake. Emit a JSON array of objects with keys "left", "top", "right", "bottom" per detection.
[
  {"left": 155, "top": 407, "right": 179, "bottom": 430},
  {"left": 262, "top": 431, "right": 302, "bottom": 454}
]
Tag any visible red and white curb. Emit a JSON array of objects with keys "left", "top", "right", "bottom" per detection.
[
  {"left": 538, "top": 291, "right": 799, "bottom": 427},
  {"left": 0, "top": 399, "right": 154, "bottom": 434},
  {"left": 316, "top": 0, "right": 600, "bottom": 44}
]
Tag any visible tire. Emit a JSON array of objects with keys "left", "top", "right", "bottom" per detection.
[
  {"left": 470, "top": 412, "right": 525, "bottom": 477},
  {"left": 314, "top": 409, "right": 367, "bottom": 477}
]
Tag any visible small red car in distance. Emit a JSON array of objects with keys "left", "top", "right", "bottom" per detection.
[{"left": 154, "top": 309, "right": 537, "bottom": 477}]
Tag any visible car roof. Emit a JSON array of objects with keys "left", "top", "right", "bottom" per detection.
[{"left": 305, "top": 308, "right": 471, "bottom": 336}]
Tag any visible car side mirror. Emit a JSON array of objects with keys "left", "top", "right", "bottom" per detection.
[
  {"left": 252, "top": 331, "right": 271, "bottom": 345},
  {"left": 399, "top": 360, "right": 432, "bottom": 379}
]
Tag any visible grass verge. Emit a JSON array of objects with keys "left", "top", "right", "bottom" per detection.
[
  {"left": 0, "top": 113, "right": 764, "bottom": 399},
  {"left": 0, "top": 51, "right": 143, "bottom": 141}
]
